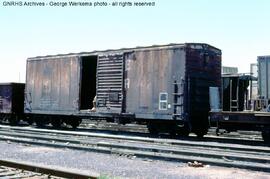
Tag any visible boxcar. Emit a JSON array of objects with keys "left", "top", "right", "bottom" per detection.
[
  {"left": 25, "top": 43, "right": 221, "bottom": 136},
  {"left": 258, "top": 55, "right": 270, "bottom": 100},
  {"left": 0, "top": 83, "right": 25, "bottom": 125}
]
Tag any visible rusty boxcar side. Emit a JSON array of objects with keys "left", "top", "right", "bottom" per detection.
[
  {"left": 92, "top": 43, "right": 221, "bottom": 136},
  {"left": 24, "top": 54, "right": 98, "bottom": 127},
  {"left": 25, "top": 56, "right": 81, "bottom": 115},
  {"left": 24, "top": 43, "right": 221, "bottom": 135},
  {"left": 121, "top": 44, "right": 221, "bottom": 135},
  {"left": 124, "top": 47, "right": 186, "bottom": 119}
]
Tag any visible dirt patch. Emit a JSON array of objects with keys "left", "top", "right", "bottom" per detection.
[
  {"left": 19, "top": 145, "right": 64, "bottom": 153},
  {"left": 167, "top": 165, "right": 270, "bottom": 179}
]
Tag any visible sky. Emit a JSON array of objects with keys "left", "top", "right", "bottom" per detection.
[{"left": 0, "top": 0, "right": 270, "bottom": 82}]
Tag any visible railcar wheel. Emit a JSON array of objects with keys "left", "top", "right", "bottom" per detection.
[
  {"left": 27, "top": 119, "right": 34, "bottom": 125},
  {"left": 194, "top": 129, "right": 208, "bottom": 138},
  {"left": 177, "top": 129, "right": 190, "bottom": 137},
  {"left": 70, "top": 119, "right": 81, "bottom": 129},
  {"left": 169, "top": 130, "right": 177, "bottom": 138},
  {"left": 9, "top": 115, "right": 19, "bottom": 126},
  {"left": 0, "top": 114, "right": 6, "bottom": 123},
  {"left": 35, "top": 117, "right": 45, "bottom": 128},
  {"left": 147, "top": 122, "right": 159, "bottom": 135},
  {"left": 36, "top": 121, "right": 44, "bottom": 128},
  {"left": 262, "top": 130, "right": 270, "bottom": 144},
  {"left": 51, "top": 119, "right": 62, "bottom": 129},
  {"left": 177, "top": 123, "right": 191, "bottom": 137}
]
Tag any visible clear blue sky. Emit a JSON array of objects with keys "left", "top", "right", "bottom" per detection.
[{"left": 0, "top": 0, "right": 270, "bottom": 82}]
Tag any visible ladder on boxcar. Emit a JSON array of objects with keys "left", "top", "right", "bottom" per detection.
[{"left": 172, "top": 79, "right": 184, "bottom": 119}]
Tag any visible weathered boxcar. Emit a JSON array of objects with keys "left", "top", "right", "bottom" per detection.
[
  {"left": 0, "top": 83, "right": 25, "bottom": 125},
  {"left": 25, "top": 43, "right": 221, "bottom": 136}
]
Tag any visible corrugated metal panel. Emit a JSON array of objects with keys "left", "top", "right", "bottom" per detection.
[
  {"left": 250, "top": 63, "right": 258, "bottom": 99},
  {"left": 258, "top": 56, "right": 270, "bottom": 99},
  {"left": 96, "top": 54, "right": 124, "bottom": 113},
  {"left": 125, "top": 48, "right": 186, "bottom": 118},
  {"left": 25, "top": 57, "right": 81, "bottom": 114}
]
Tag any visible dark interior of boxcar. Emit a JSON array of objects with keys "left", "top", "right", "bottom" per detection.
[
  {"left": 12, "top": 84, "right": 25, "bottom": 114},
  {"left": 80, "top": 56, "right": 97, "bottom": 110}
]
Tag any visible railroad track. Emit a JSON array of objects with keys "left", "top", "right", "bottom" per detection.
[
  {"left": 79, "top": 120, "right": 266, "bottom": 147},
  {"left": 0, "top": 159, "right": 95, "bottom": 179},
  {"left": 0, "top": 125, "right": 269, "bottom": 173},
  {"left": 80, "top": 120, "right": 263, "bottom": 141},
  {"left": 1, "top": 119, "right": 264, "bottom": 143}
]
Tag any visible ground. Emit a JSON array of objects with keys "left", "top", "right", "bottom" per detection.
[{"left": 0, "top": 141, "right": 269, "bottom": 179}]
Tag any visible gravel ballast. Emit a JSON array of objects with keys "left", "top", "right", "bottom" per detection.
[{"left": 0, "top": 141, "right": 269, "bottom": 179}]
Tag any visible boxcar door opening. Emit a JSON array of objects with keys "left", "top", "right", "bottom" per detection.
[{"left": 80, "top": 56, "right": 97, "bottom": 110}]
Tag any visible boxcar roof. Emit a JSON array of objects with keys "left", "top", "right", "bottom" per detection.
[
  {"left": 27, "top": 43, "right": 221, "bottom": 60},
  {"left": 222, "top": 73, "right": 257, "bottom": 81},
  {"left": 0, "top": 82, "right": 25, "bottom": 85},
  {"left": 258, "top": 55, "right": 270, "bottom": 59}
]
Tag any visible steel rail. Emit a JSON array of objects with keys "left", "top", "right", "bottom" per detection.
[
  {"left": 0, "top": 159, "right": 97, "bottom": 179},
  {"left": 0, "top": 130, "right": 269, "bottom": 157},
  {"left": 0, "top": 126, "right": 269, "bottom": 172},
  {"left": 0, "top": 126, "right": 268, "bottom": 153}
]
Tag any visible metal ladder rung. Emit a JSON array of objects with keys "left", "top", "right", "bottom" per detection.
[
  {"left": 173, "top": 103, "right": 183, "bottom": 106},
  {"left": 172, "top": 114, "right": 182, "bottom": 116},
  {"left": 230, "top": 78, "right": 239, "bottom": 111},
  {"left": 173, "top": 80, "right": 184, "bottom": 116},
  {"left": 172, "top": 93, "right": 184, "bottom": 95}
]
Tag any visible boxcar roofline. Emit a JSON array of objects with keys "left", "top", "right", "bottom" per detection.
[
  {"left": 0, "top": 83, "right": 25, "bottom": 85},
  {"left": 258, "top": 55, "right": 270, "bottom": 58},
  {"left": 27, "top": 43, "right": 221, "bottom": 61}
]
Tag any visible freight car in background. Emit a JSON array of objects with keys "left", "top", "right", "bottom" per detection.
[
  {"left": 209, "top": 73, "right": 270, "bottom": 142},
  {"left": 24, "top": 43, "right": 222, "bottom": 137},
  {"left": 258, "top": 55, "right": 270, "bottom": 102},
  {"left": 0, "top": 83, "right": 25, "bottom": 125}
]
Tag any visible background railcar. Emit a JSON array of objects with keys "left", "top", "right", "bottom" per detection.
[
  {"left": 209, "top": 74, "right": 270, "bottom": 142},
  {"left": 25, "top": 43, "right": 222, "bottom": 136},
  {"left": 0, "top": 83, "right": 25, "bottom": 125}
]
